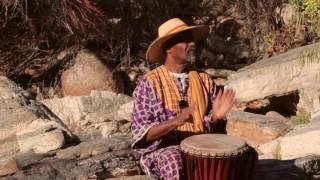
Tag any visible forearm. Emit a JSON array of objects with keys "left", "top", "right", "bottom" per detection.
[{"left": 145, "top": 117, "right": 179, "bottom": 142}]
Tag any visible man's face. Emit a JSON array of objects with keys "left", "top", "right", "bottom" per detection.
[{"left": 164, "top": 31, "right": 196, "bottom": 64}]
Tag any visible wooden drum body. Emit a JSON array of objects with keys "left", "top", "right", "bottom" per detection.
[{"left": 180, "top": 134, "right": 257, "bottom": 180}]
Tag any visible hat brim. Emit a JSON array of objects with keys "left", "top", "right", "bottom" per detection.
[{"left": 146, "top": 25, "right": 209, "bottom": 63}]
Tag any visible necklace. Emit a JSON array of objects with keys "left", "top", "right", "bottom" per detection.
[{"left": 171, "top": 72, "right": 189, "bottom": 109}]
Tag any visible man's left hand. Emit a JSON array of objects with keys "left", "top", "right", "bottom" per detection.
[{"left": 211, "top": 88, "right": 235, "bottom": 121}]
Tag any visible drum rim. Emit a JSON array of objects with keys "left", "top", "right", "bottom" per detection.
[
  {"left": 181, "top": 144, "right": 249, "bottom": 157},
  {"left": 180, "top": 134, "right": 248, "bottom": 157}
]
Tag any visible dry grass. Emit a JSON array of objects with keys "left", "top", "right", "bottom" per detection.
[
  {"left": 0, "top": 0, "right": 104, "bottom": 33},
  {"left": 0, "top": 0, "right": 318, "bottom": 99}
]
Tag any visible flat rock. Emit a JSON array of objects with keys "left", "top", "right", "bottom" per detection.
[
  {"left": 226, "top": 42, "right": 320, "bottom": 102},
  {"left": 1, "top": 149, "right": 140, "bottom": 179},
  {"left": 227, "top": 111, "right": 291, "bottom": 145},
  {"left": 281, "top": 121, "right": 320, "bottom": 160},
  {"left": 265, "top": 111, "right": 289, "bottom": 123},
  {"left": 56, "top": 135, "right": 131, "bottom": 159},
  {"left": 17, "top": 128, "right": 65, "bottom": 154},
  {"left": 41, "top": 91, "right": 133, "bottom": 139}
]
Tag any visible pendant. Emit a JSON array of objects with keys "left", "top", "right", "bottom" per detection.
[{"left": 179, "top": 100, "right": 189, "bottom": 109}]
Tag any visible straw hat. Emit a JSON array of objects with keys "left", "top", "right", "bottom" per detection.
[{"left": 146, "top": 18, "right": 209, "bottom": 63}]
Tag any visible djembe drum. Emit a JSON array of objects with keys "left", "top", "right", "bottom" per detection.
[{"left": 180, "top": 134, "right": 257, "bottom": 180}]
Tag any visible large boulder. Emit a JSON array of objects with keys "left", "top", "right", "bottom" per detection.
[
  {"left": 41, "top": 91, "right": 133, "bottom": 140},
  {"left": 226, "top": 42, "right": 320, "bottom": 102},
  {"left": 0, "top": 76, "right": 73, "bottom": 158},
  {"left": 226, "top": 111, "right": 291, "bottom": 146},
  {"left": 61, "top": 49, "right": 123, "bottom": 96},
  {"left": 280, "top": 121, "right": 320, "bottom": 160}
]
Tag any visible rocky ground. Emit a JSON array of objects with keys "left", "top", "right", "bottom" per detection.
[{"left": 0, "top": 41, "right": 320, "bottom": 179}]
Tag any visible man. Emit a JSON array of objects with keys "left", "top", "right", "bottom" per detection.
[{"left": 131, "top": 18, "right": 235, "bottom": 179}]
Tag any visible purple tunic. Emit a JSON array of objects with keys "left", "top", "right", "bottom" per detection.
[{"left": 131, "top": 75, "right": 217, "bottom": 179}]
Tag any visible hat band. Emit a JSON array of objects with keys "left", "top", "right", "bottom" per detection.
[{"left": 163, "top": 24, "right": 188, "bottom": 36}]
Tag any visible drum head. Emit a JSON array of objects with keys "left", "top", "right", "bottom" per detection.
[{"left": 180, "top": 134, "right": 247, "bottom": 157}]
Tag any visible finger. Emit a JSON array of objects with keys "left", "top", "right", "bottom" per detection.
[
  {"left": 231, "top": 90, "right": 236, "bottom": 100},
  {"left": 226, "top": 88, "right": 233, "bottom": 97},
  {"left": 216, "top": 89, "right": 222, "bottom": 100},
  {"left": 230, "top": 89, "right": 236, "bottom": 100},
  {"left": 225, "top": 89, "right": 235, "bottom": 100}
]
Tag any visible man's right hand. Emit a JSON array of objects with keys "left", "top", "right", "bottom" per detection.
[
  {"left": 145, "top": 102, "right": 196, "bottom": 143},
  {"left": 174, "top": 102, "right": 196, "bottom": 127}
]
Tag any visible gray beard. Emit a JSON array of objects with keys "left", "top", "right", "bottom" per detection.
[{"left": 186, "top": 49, "right": 196, "bottom": 65}]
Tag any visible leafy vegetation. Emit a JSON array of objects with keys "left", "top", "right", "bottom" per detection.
[
  {"left": 292, "top": 109, "right": 311, "bottom": 124},
  {"left": 289, "top": 0, "right": 320, "bottom": 37}
]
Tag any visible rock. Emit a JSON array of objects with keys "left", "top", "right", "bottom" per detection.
[
  {"left": 280, "top": 4, "right": 299, "bottom": 26},
  {"left": 102, "top": 150, "right": 140, "bottom": 178},
  {"left": 280, "top": 121, "right": 320, "bottom": 160},
  {"left": 266, "top": 111, "right": 288, "bottom": 122},
  {"left": 0, "top": 151, "right": 45, "bottom": 176},
  {"left": 105, "top": 161, "right": 140, "bottom": 177},
  {"left": 312, "top": 115, "right": 320, "bottom": 123},
  {"left": 0, "top": 158, "right": 18, "bottom": 176},
  {"left": 253, "top": 154, "right": 320, "bottom": 180},
  {"left": 56, "top": 135, "right": 131, "bottom": 159},
  {"left": 1, "top": 149, "right": 139, "bottom": 179},
  {"left": 100, "top": 122, "right": 120, "bottom": 137},
  {"left": 226, "top": 111, "right": 291, "bottom": 146},
  {"left": 17, "top": 128, "right": 65, "bottom": 154},
  {"left": 14, "top": 151, "right": 46, "bottom": 168},
  {"left": 298, "top": 84, "right": 320, "bottom": 122},
  {"left": 226, "top": 42, "right": 320, "bottom": 102},
  {"left": 107, "top": 175, "right": 155, "bottom": 180},
  {"left": 258, "top": 138, "right": 282, "bottom": 159},
  {"left": 61, "top": 49, "right": 123, "bottom": 96},
  {"left": 294, "top": 155, "right": 320, "bottom": 176},
  {"left": 253, "top": 159, "right": 305, "bottom": 180},
  {"left": 0, "top": 76, "right": 31, "bottom": 100},
  {"left": 0, "top": 76, "right": 73, "bottom": 158},
  {"left": 205, "top": 68, "right": 235, "bottom": 78},
  {"left": 41, "top": 91, "right": 133, "bottom": 139}
]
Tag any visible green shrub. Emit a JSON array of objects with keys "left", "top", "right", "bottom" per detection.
[
  {"left": 292, "top": 109, "right": 311, "bottom": 124},
  {"left": 289, "top": 0, "right": 320, "bottom": 37}
]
